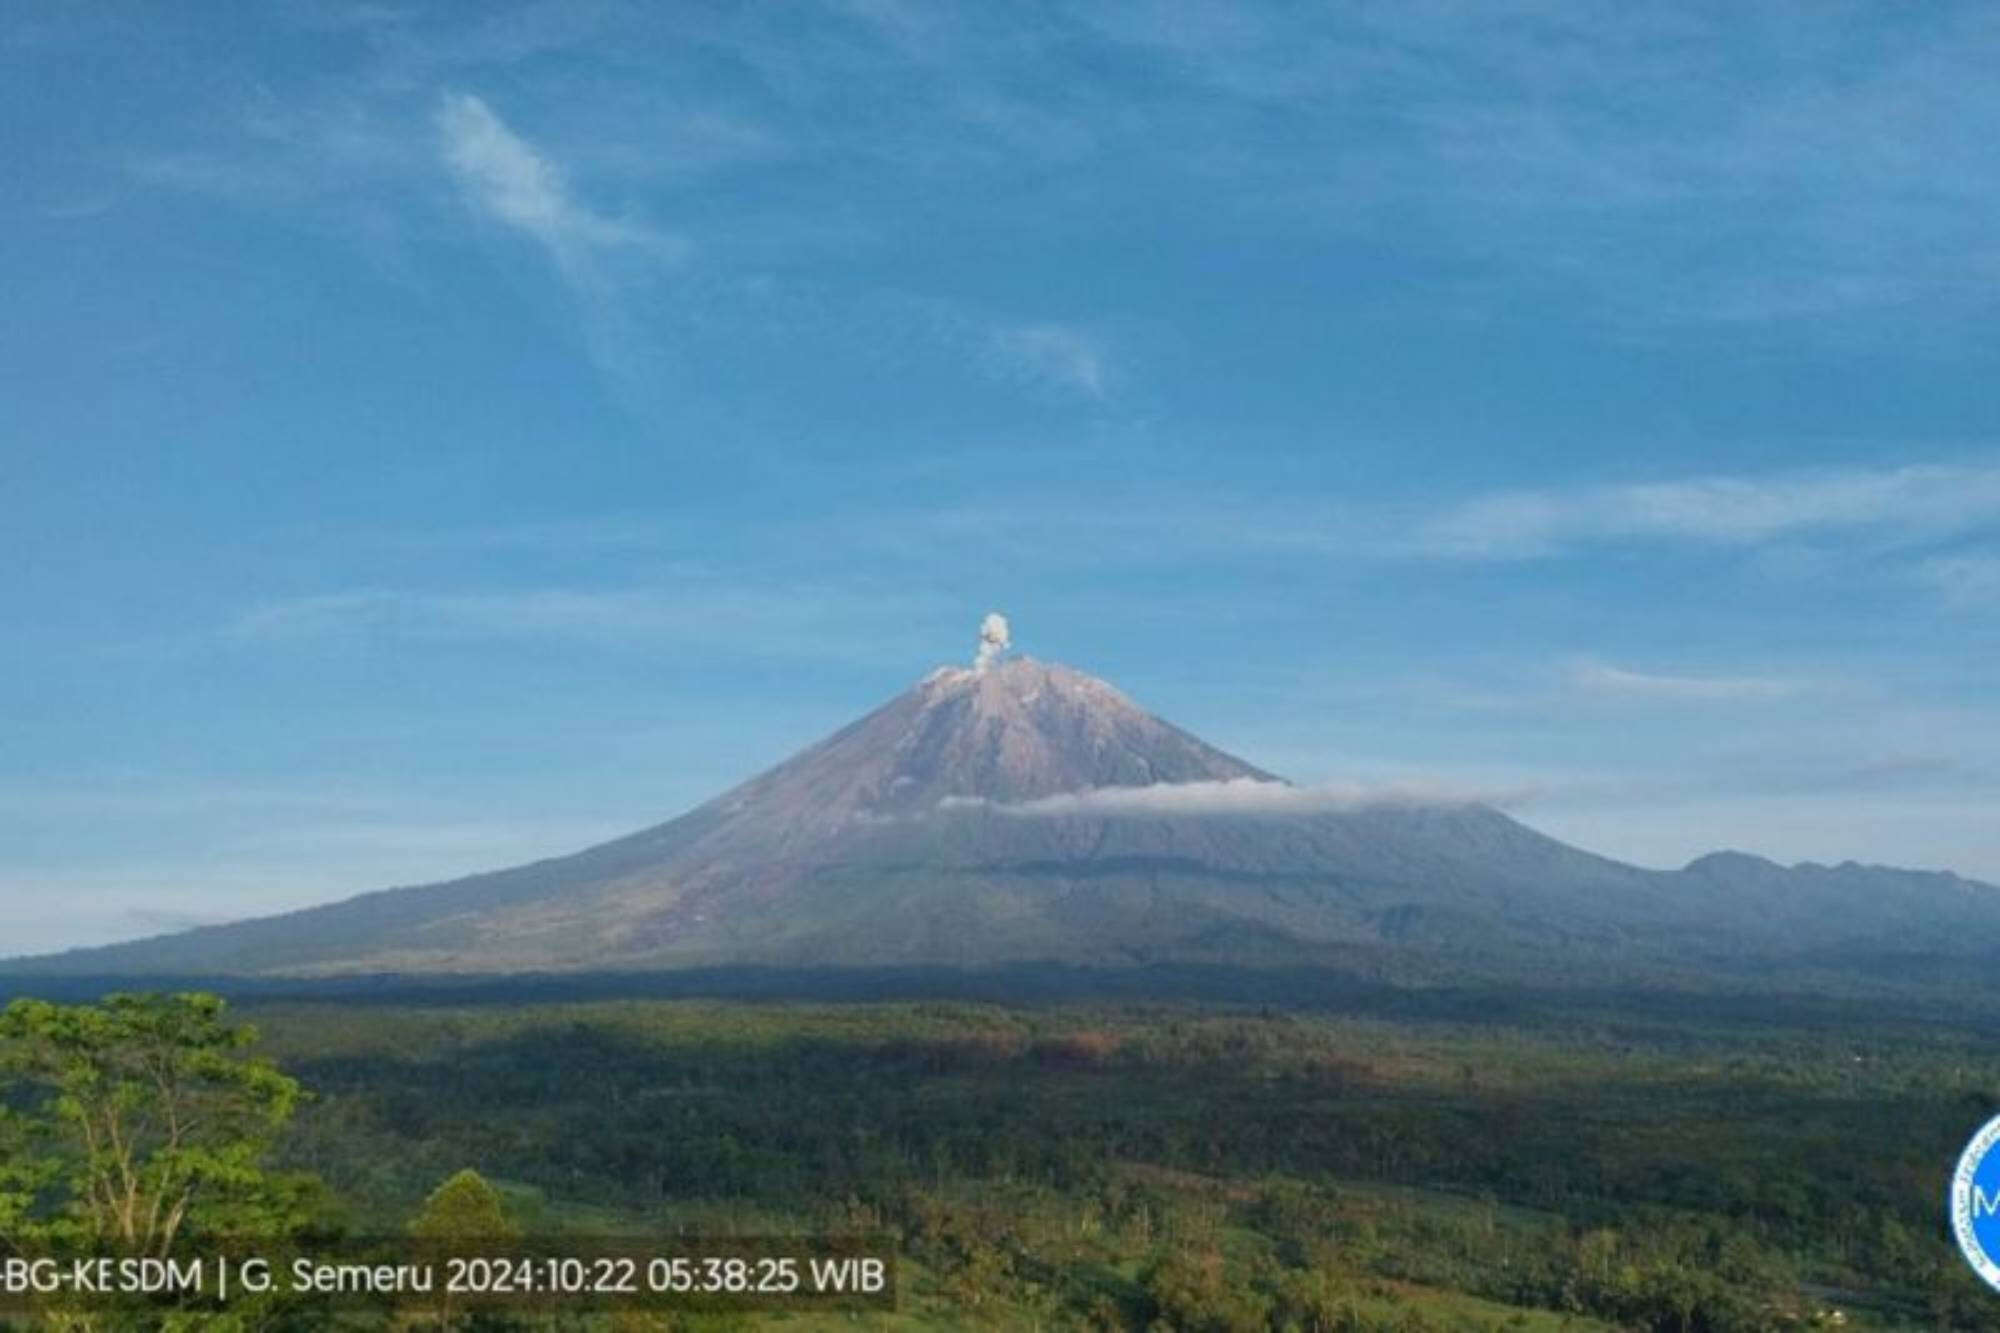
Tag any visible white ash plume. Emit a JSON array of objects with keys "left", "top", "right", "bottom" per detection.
[{"left": 973, "top": 612, "right": 1012, "bottom": 671}]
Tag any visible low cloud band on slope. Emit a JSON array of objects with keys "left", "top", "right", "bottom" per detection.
[{"left": 939, "top": 776, "right": 1537, "bottom": 817}]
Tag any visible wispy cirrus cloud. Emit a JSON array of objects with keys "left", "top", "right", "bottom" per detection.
[
  {"left": 985, "top": 322, "right": 1109, "bottom": 399},
  {"left": 435, "top": 91, "right": 683, "bottom": 280},
  {"left": 341, "top": 455, "right": 2000, "bottom": 592},
  {"left": 86, "top": 1, "right": 2000, "bottom": 356},
  {"left": 1090, "top": 4, "right": 2000, "bottom": 331},
  {"left": 1919, "top": 553, "right": 2000, "bottom": 607},
  {"left": 1418, "top": 461, "right": 2000, "bottom": 560},
  {"left": 433, "top": 91, "right": 1118, "bottom": 408},
  {"left": 434, "top": 91, "right": 688, "bottom": 401},
  {"left": 1567, "top": 660, "right": 1804, "bottom": 703},
  {"left": 226, "top": 583, "right": 948, "bottom": 665}
]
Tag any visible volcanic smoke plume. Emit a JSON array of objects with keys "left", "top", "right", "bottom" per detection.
[{"left": 974, "top": 612, "right": 1011, "bottom": 671}]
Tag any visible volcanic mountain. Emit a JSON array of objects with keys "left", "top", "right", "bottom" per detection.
[{"left": 11, "top": 651, "right": 2000, "bottom": 979}]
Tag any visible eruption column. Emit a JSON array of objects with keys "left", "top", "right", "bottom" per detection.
[{"left": 974, "top": 612, "right": 1011, "bottom": 671}]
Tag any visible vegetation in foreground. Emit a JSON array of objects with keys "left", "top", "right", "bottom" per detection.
[{"left": 4, "top": 985, "right": 1999, "bottom": 1329}]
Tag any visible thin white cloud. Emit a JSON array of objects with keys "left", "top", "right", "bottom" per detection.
[
  {"left": 233, "top": 588, "right": 666, "bottom": 640},
  {"left": 985, "top": 322, "right": 1109, "bottom": 399},
  {"left": 0, "top": 780, "right": 394, "bottom": 820},
  {"left": 124, "top": 906, "right": 238, "bottom": 934},
  {"left": 94, "top": 1, "right": 2000, "bottom": 343},
  {"left": 940, "top": 775, "right": 1537, "bottom": 818},
  {"left": 435, "top": 91, "right": 683, "bottom": 278},
  {"left": 225, "top": 583, "right": 947, "bottom": 666},
  {"left": 433, "top": 91, "right": 691, "bottom": 409},
  {"left": 1088, "top": 5, "right": 2000, "bottom": 331},
  {"left": 1568, "top": 661, "right": 1803, "bottom": 703},
  {"left": 1920, "top": 553, "right": 2000, "bottom": 607},
  {"left": 430, "top": 95, "right": 1115, "bottom": 409},
  {"left": 1419, "top": 461, "right": 2000, "bottom": 559}
]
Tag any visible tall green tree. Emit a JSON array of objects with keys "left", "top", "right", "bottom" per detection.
[
  {"left": 407, "top": 1171, "right": 523, "bottom": 1331},
  {"left": 408, "top": 1169, "right": 521, "bottom": 1249},
  {"left": 0, "top": 992, "right": 316, "bottom": 1257}
]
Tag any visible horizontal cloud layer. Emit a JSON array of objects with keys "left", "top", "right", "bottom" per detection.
[
  {"left": 939, "top": 776, "right": 1537, "bottom": 818},
  {"left": 1568, "top": 661, "right": 1803, "bottom": 702},
  {"left": 1418, "top": 462, "right": 2000, "bottom": 559}
]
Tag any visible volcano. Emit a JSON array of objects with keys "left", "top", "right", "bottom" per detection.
[{"left": 11, "top": 632, "right": 2000, "bottom": 979}]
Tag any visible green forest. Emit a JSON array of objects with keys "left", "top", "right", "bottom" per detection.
[{"left": 4, "top": 982, "right": 1999, "bottom": 1330}]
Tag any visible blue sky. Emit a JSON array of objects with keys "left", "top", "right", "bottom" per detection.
[{"left": 6, "top": 1, "right": 2000, "bottom": 955}]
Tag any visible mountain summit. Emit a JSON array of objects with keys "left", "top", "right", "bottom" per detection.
[
  {"left": 730, "top": 656, "right": 1274, "bottom": 826},
  {"left": 11, "top": 628, "right": 2000, "bottom": 979}
]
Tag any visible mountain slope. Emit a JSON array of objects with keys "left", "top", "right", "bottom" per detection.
[{"left": 10, "top": 656, "right": 1998, "bottom": 978}]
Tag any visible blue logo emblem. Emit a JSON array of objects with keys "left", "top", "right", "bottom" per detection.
[{"left": 1952, "top": 1114, "right": 2000, "bottom": 1290}]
